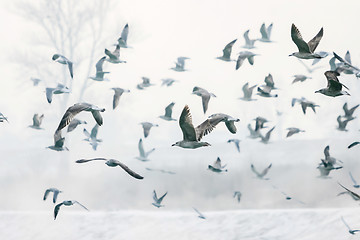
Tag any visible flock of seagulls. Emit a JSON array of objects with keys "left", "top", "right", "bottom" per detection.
[{"left": 5, "top": 19, "right": 358, "bottom": 230}]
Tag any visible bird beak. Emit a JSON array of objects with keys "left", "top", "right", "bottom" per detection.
[
  {"left": 171, "top": 143, "right": 175, "bottom": 146},
  {"left": 315, "top": 90, "right": 319, "bottom": 93}
]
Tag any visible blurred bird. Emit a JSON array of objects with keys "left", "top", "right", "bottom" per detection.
[
  {"left": 140, "top": 122, "right": 158, "bottom": 138},
  {"left": 286, "top": 127, "right": 305, "bottom": 138},
  {"left": 289, "top": 24, "right": 324, "bottom": 59},
  {"left": 52, "top": 54, "right": 73, "bottom": 78},
  {"left": 258, "top": 23, "right": 273, "bottom": 42},
  {"left": 161, "top": 78, "right": 178, "bottom": 87},
  {"left": 75, "top": 158, "right": 143, "bottom": 179},
  {"left": 254, "top": 117, "right": 269, "bottom": 131},
  {"left": 292, "top": 98, "right": 319, "bottom": 114},
  {"left": 83, "top": 124, "right": 102, "bottom": 151},
  {"left": 111, "top": 88, "right": 130, "bottom": 110},
  {"left": 47, "top": 130, "right": 68, "bottom": 151},
  {"left": 240, "top": 82, "right": 257, "bottom": 101},
  {"left": 233, "top": 191, "right": 242, "bottom": 203},
  {"left": 43, "top": 188, "right": 62, "bottom": 204},
  {"left": 227, "top": 139, "right": 241, "bottom": 152},
  {"left": 192, "top": 86, "right": 216, "bottom": 114},
  {"left": 67, "top": 119, "right": 87, "bottom": 132},
  {"left": 317, "top": 162, "right": 342, "bottom": 178},
  {"left": 193, "top": 207, "right": 206, "bottom": 219},
  {"left": 243, "top": 30, "right": 257, "bottom": 49},
  {"left": 342, "top": 103, "right": 359, "bottom": 120},
  {"left": 171, "top": 57, "right": 190, "bottom": 71},
  {"left": 322, "top": 145, "right": 340, "bottom": 166},
  {"left": 152, "top": 190, "right": 167, "bottom": 208},
  {"left": 260, "top": 126, "right": 276, "bottom": 144},
  {"left": 216, "top": 39, "right": 237, "bottom": 61},
  {"left": 247, "top": 123, "right": 261, "bottom": 139},
  {"left": 341, "top": 216, "right": 360, "bottom": 235},
  {"left": 56, "top": 103, "right": 105, "bottom": 132},
  {"left": 315, "top": 71, "right": 350, "bottom": 97},
  {"left": 117, "top": 23, "right": 129, "bottom": 48},
  {"left": 29, "top": 113, "right": 44, "bottom": 129},
  {"left": 332, "top": 51, "right": 358, "bottom": 75},
  {"left": 349, "top": 171, "right": 360, "bottom": 188},
  {"left": 89, "top": 56, "right": 110, "bottom": 81},
  {"left": 54, "top": 200, "right": 88, "bottom": 220},
  {"left": 262, "top": 73, "right": 277, "bottom": 90},
  {"left": 159, "top": 102, "right": 176, "bottom": 121},
  {"left": 292, "top": 74, "right": 312, "bottom": 84},
  {"left": 338, "top": 183, "right": 360, "bottom": 201},
  {"left": 257, "top": 86, "right": 278, "bottom": 98},
  {"left": 105, "top": 44, "right": 126, "bottom": 63},
  {"left": 208, "top": 157, "right": 228, "bottom": 173},
  {"left": 236, "top": 51, "right": 258, "bottom": 70},
  {"left": 145, "top": 168, "right": 175, "bottom": 175},
  {"left": 137, "top": 77, "right": 154, "bottom": 89},
  {"left": 45, "top": 84, "right": 70, "bottom": 103},
  {"left": 30, "top": 77, "right": 41, "bottom": 86},
  {"left": 136, "top": 138, "right": 155, "bottom": 162},
  {"left": 337, "top": 115, "right": 352, "bottom": 131},
  {"left": 251, "top": 163, "right": 272, "bottom": 180}
]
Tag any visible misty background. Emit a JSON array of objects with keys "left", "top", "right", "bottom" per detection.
[{"left": 0, "top": 0, "right": 360, "bottom": 214}]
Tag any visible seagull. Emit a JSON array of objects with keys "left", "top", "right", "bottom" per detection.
[
  {"left": 315, "top": 71, "right": 350, "bottom": 97},
  {"left": 216, "top": 39, "right": 237, "bottom": 61},
  {"left": 322, "top": 145, "right": 340, "bottom": 166},
  {"left": 111, "top": 88, "right": 130, "bottom": 110},
  {"left": 136, "top": 138, "right": 155, "bottom": 162},
  {"left": 145, "top": 168, "right": 175, "bottom": 175},
  {"left": 338, "top": 183, "right": 360, "bottom": 201},
  {"left": 117, "top": 23, "right": 129, "bottom": 48},
  {"left": 233, "top": 191, "right": 242, "bottom": 203},
  {"left": 251, "top": 163, "right": 272, "bottom": 180},
  {"left": 317, "top": 162, "right": 342, "bottom": 178},
  {"left": 289, "top": 24, "right": 324, "bottom": 59},
  {"left": 254, "top": 117, "right": 269, "bottom": 131},
  {"left": 161, "top": 78, "right": 178, "bottom": 87},
  {"left": 292, "top": 74, "right": 312, "bottom": 84},
  {"left": 332, "top": 51, "right": 358, "bottom": 75},
  {"left": 83, "top": 124, "right": 102, "bottom": 151},
  {"left": 159, "top": 102, "right": 176, "bottom": 121},
  {"left": 240, "top": 82, "right": 257, "bottom": 101},
  {"left": 45, "top": 84, "right": 70, "bottom": 103},
  {"left": 152, "top": 190, "right": 167, "bottom": 208},
  {"left": 75, "top": 158, "right": 144, "bottom": 179},
  {"left": 67, "top": 119, "right": 87, "bottom": 132},
  {"left": 341, "top": 216, "right": 360, "bottom": 235},
  {"left": 105, "top": 44, "right": 126, "bottom": 64},
  {"left": 292, "top": 98, "right": 319, "bottom": 114},
  {"left": 243, "top": 30, "right": 257, "bottom": 49},
  {"left": 349, "top": 171, "right": 360, "bottom": 188},
  {"left": 343, "top": 103, "right": 359, "bottom": 120},
  {"left": 247, "top": 123, "right": 261, "bottom": 139},
  {"left": 29, "top": 113, "right": 44, "bottom": 129},
  {"left": 207, "top": 113, "right": 240, "bottom": 134},
  {"left": 52, "top": 54, "right": 73, "bottom": 78},
  {"left": 348, "top": 142, "right": 360, "bottom": 149},
  {"left": 257, "top": 86, "right": 278, "bottom": 98},
  {"left": 30, "top": 77, "right": 41, "bottom": 86},
  {"left": 140, "top": 122, "right": 158, "bottom": 138},
  {"left": 171, "top": 57, "right": 190, "bottom": 71},
  {"left": 258, "top": 23, "right": 273, "bottom": 42},
  {"left": 260, "top": 126, "right": 275, "bottom": 144},
  {"left": 208, "top": 157, "right": 228, "bottom": 173},
  {"left": 227, "top": 139, "right": 241, "bottom": 152},
  {"left": 43, "top": 188, "right": 62, "bottom": 204},
  {"left": 54, "top": 200, "right": 88, "bottom": 220},
  {"left": 193, "top": 207, "right": 206, "bottom": 219},
  {"left": 262, "top": 73, "right": 277, "bottom": 90},
  {"left": 192, "top": 86, "right": 216, "bottom": 114},
  {"left": 56, "top": 103, "right": 105, "bottom": 132},
  {"left": 47, "top": 130, "right": 68, "bottom": 151},
  {"left": 236, "top": 51, "right": 257, "bottom": 70},
  {"left": 89, "top": 56, "right": 110, "bottom": 81},
  {"left": 286, "top": 127, "right": 305, "bottom": 138},
  {"left": 337, "top": 115, "right": 352, "bottom": 131},
  {"left": 137, "top": 77, "right": 154, "bottom": 89},
  {"left": 172, "top": 105, "right": 234, "bottom": 149},
  {"left": 0, "top": 113, "right": 8, "bottom": 123}
]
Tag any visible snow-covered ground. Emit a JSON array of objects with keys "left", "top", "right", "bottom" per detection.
[{"left": 1, "top": 208, "right": 360, "bottom": 240}]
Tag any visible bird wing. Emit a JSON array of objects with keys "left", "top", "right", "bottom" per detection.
[
  {"left": 53, "top": 190, "right": 60, "bottom": 203},
  {"left": 90, "top": 124, "right": 99, "bottom": 139},
  {"left": 195, "top": 117, "right": 220, "bottom": 141},
  {"left": 348, "top": 142, "right": 360, "bottom": 149},
  {"left": 247, "top": 56, "right": 255, "bottom": 65},
  {"left": 257, "top": 86, "right": 271, "bottom": 95},
  {"left": 91, "top": 110, "right": 103, "bottom": 126},
  {"left": 145, "top": 148, "right": 155, "bottom": 158},
  {"left": 343, "top": 103, "right": 349, "bottom": 116},
  {"left": 179, "top": 105, "right": 197, "bottom": 141},
  {"left": 349, "top": 104, "right": 359, "bottom": 116},
  {"left": 264, "top": 74, "right": 274, "bottom": 88},
  {"left": 114, "top": 160, "right": 144, "bottom": 179},
  {"left": 201, "top": 94, "right": 211, "bottom": 114},
  {"left": 307, "top": 27, "right": 323, "bottom": 53},
  {"left": 261, "top": 163, "right": 272, "bottom": 177},
  {"left": 222, "top": 39, "right": 237, "bottom": 59},
  {"left": 236, "top": 55, "right": 246, "bottom": 70},
  {"left": 267, "top": 23, "right": 273, "bottom": 38},
  {"left": 291, "top": 24, "right": 311, "bottom": 53},
  {"left": 74, "top": 201, "right": 89, "bottom": 211},
  {"left": 113, "top": 92, "right": 120, "bottom": 110},
  {"left": 251, "top": 164, "right": 261, "bottom": 177},
  {"left": 164, "top": 102, "right": 174, "bottom": 118},
  {"left": 243, "top": 30, "right": 251, "bottom": 45},
  {"left": 345, "top": 51, "right": 352, "bottom": 64},
  {"left": 75, "top": 158, "right": 107, "bottom": 163},
  {"left": 43, "top": 189, "right": 51, "bottom": 201},
  {"left": 333, "top": 52, "right": 360, "bottom": 71},
  {"left": 53, "top": 130, "right": 65, "bottom": 147},
  {"left": 338, "top": 182, "right": 360, "bottom": 199},
  {"left": 225, "top": 121, "right": 237, "bottom": 134},
  {"left": 105, "top": 49, "right": 118, "bottom": 60},
  {"left": 214, "top": 157, "right": 222, "bottom": 169},
  {"left": 138, "top": 138, "right": 146, "bottom": 158},
  {"left": 120, "top": 23, "right": 129, "bottom": 43},
  {"left": 142, "top": 124, "right": 151, "bottom": 138},
  {"left": 300, "top": 102, "right": 307, "bottom": 114},
  {"left": 286, "top": 129, "right": 295, "bottom": 138},
  {"left": 95, "top": 56, "right": 106, "bottom": 72},
  {"left": 324, "top": 145, "right": 330, "bottom": 160},
  {"left": 67, "top": 61, "right": 73, "bottom": 78},
  {"left": 264, "top": 126, "right": 275, "bottom": 141},
  {"left": 54, "top": 202, "right": 64, "bottom": 220},
  {"left": 260, "top": 23, "right": 268, "bottom": 39},
  {"left": 33, "top": 114, "right": 40, "bottom": 127},
  {"left": 349, "top": 171, "right": 358, "bottom": 186},
  {"left": 57, "top": 103, "right": 90, "bottom": 131},
  {"left": 153, "top": 190, "right": 158, "bottom": 202},
  {"left": 46, "top": 88, "right": 54, "bottom": 103},
  {"left": 83, "top": 128, "right": 91, "bottom": 139},
  {"left": 158, "top": 192, "right": 168, "bottom": 204},
  {"left": 193, "top": 207, "right": 205, "bottom": 218},
  {"left": 341, "top": 216, "right": 352, "bottom": 231}
]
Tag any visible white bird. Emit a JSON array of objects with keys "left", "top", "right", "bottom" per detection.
[
  {"left": 349, "top": 171, "right": 360, "bottom": 188},
  {"left": 292, "top": 98, "right": 319, "bottom": 114},
  {"left": 47, "top": 130, "right": 68, "bottom": 151},
  {"left": 89, "top": 56, "right": 110, "bottom": 81},
  {"left": 67, "top": 119, "right": 87, "bottom": 132},
  {"left": 216, "top": 39, "right": 237, "bottom": 61},
  {"left": 136, "top": 138, "right": 155, "bottom": 162},
  {"left": 117, "top": 23, "right": 129, "bottom": 48},
  {"left": 208, "top": 157, "right": 228, "bottom": 173},
  {"left": 286, "top": 127, "right": 305, "bottom": 138},
  {"left": 45, "top": 84, "right": 70, "bottom": 103},
  {"left": 54, "top": 200, "right": 88, "bottom": 220},
  {"left": 193, "top": 207, "right": 206, "bottom": 219},
  {"left": 52, "top": 54, "right": 73, "bottom": 78},
  {"left": 105, "top": 44, "right": 126, "bottom": 64},
  {"left": 260, "top": 126, "right": 275, "bottom": 144},
  {"left": 192, "top": 86, "right": 216, "bottom": 114},
  {"left": 161, "top": 78, "right": 178, "bottom": 87},
  {"left": 315, "top": 71, "right": 350, "bottom": 97},
  {"left": 236, "top": 51, "right": 257, "bottom": 70},
  {"left": 30, "top": 77, "right": 41, "bottom": 86},
  {"left": 257, "top": 86, "right": 278, "bottom": 98},
  {"left": 159, "top": 102, "right": 176, "bottom": 121},
  {"left": 337, "top": 115, "right": 352, "bottom": 131},
  {"left": 171, "top": 57, "right": 190, "bottom": 71},
  {"left": 289, "top": 24, "right": 324, "bottom": 59},
  {"left": 292, "top": 74, "right": 312, "bottom": 84},
  {"left": 111, "top": 88, "right": 130, "bottom": 110},
  {"left": 251, "top": 163, "right": 272, "bottom": 180},
  {"left": 227, "top": 139, "right": 241, "bottom": 152},
  {"left": 343, "top": 103, "right": 359, "bottom": 120},
  {"left": 243, "top": 30, "right": 257, "bottom": 49},
  {"left": 137, "top": 77, "right": 154, "bottom": 89},
  {"left": 207, "top": 113, "right": 240, "bottom": 134},
  {"left": 233, "top": 191, "right": 242, "bottom": 203},
  {"left": 240, "top": 82, "right": 257, "bottom": 101},
  {"left": 29, "top": 113, "right": 44, "bottom": 129},
  {"left": 56, "top": 103, "right": 105, "bottom": 132},
  {"left": 75, "top": 158, "right": 144, "bottom": 179},
  {"left": 140, "top": 122, "right": 159, "bottom": 138},
  {"left": 258, "top": 23, "right": 273, "bottom": 42},
  {"left": 83, "top": 124, "right": 102, "bottom": 150},
  {"left": 152, "top": 190, "right": 167, "bottom": 208},
  {"left": 43, "top": 188, "right": 62, "bottom": 204}
]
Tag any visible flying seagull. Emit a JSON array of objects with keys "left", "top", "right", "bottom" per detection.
[
  {"left": 227, "top": 139, "right": 241, "bottom": 152},
  {"left": 207, "top": 113, "right": 240, "bottom": 134},
  {"left": 208, "top": 157, "right": 228, "bottom": 173},
  {"left": 67, "top": 119, "right": 87, "bottom": 132},
  {"left": 111, "top": 88, "right": 130, "bottom": 110},
  {"left": 47, "top": 130, "right": 68, "bottom": 151},
  {"left": 322, "top": 145, "right": 340, "bottom": 166},
  {"left": 258, "top": 23, "right": 273, "bottom": 42},
  {"left": 337, "top": 115, "right": 353, "bottom": 131},
  {"left": 292, "top": 75, "right": 312, "bottom": 84},
  {"left": 52, "top": 54, "right": 73, "bottom": 78},
  {"left": 343, "top": 103, "right": 359, "bottom": 120},
  {"left": 54, "top": 200, "right": 88, "bottom": 220},
  {"left": 117, "top": 23, "right": 129, "bottom": 48},
  {"left": 251, "top": 163, "right": 272, "bottom": 180},
  {"left": 341, "top": 216, "right": 360, "bottom": 235},
  {"left": 30, "top": 77, "right": 41, "bottom": 86},
  {"left": 257, "top": 86, "right": 278, "bottom": 98},
  {"left": 243, "top": 30, "right": 257, "bottom": 49},
  {"left": 255, "top": 117, "right": 269, "bottom": 131},
  {"left": 29, "top": 113, "right": 44, "bottom": 129},
  {"left": 289, "top": 24, "right": 324, "bottom": 59},
  {"left": 56, "top": 103, "right": 105, "bottom": 132},
  {"left": 0, "top": 113, "right": 8, "bottom": 123},
  {"left": 171, "top": 57, "right": 190, "bottom": 72},
  {"left": 159, "top": 102, "right": 176, "bottom": 121},
  {"left": 240, "top": 82, "right": 257, "bottom": 101},
  {"left": 89, "top": 56, "right": 110, "bottom": 81},
  {"left": 105, "top": 44, "right": 126, "bottom": 64},
  {"left": 262, "top": 73, "right": 277, "bottom": 90},
  {"left": 192, "top": 86, "right": 216, "bottom": 114},
  {"left": 333, "top": 52, "right": 360, "bottom": 77},
  {"left": 45, "top": 84, "right": 70, "bottom": 103},
  {"left": 75, "top": 158, "right": 143, "bottom": 179},
  {"left": 286, "top": 127, "right": 305, "bottom": 138},
  {"left": 236, "top": 51, "right": 257, "bottom": 70},
  {"left": 172, "top": 105, "right": 234, "bottom": 149},
  {"left": 292, "top": 98, "right": 319, "bottom": 114},
  {"left": 140, "top": 122, "right": 159, "bottom": 138},
  {"left": 43, "top": 188, "right": 62, "bottom": 204},
  {"left": 152, "top": 190, "right": 167, "bottom": 208},
  {"left": 260, "top": 126, "right": 275, "bottom": 144},
  {"left": 349, "top": 171, "right": 360, "bottom": 188},
  {"left": 83, "top": 124, "right": 102, "bottom": 151},
  {"left": 193, "top": 207, "right": 206, "bottom": 219},
  {"left": 137, "top": 77, "right": 154, "bottom": 90},
  {"left": 247, "top": 123, "right": 261, "bottom": 139},
  {"left": 161, "top": 78, "right": 178, "bottom": 87},
  {"left": 216, "top": 39, "right": 237, "bottom": 61},
  {"left": 136, "top": 138, "right": 155, "bottom": 162},
  {"left": 233, "top": 191, "right": 242, "bottom": 203},
  {"left": 317, "top": 162, "right": 342, "bottom": 178},
  {"left": 315, "top": 71, "right": 350, "bottom": 97}
]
